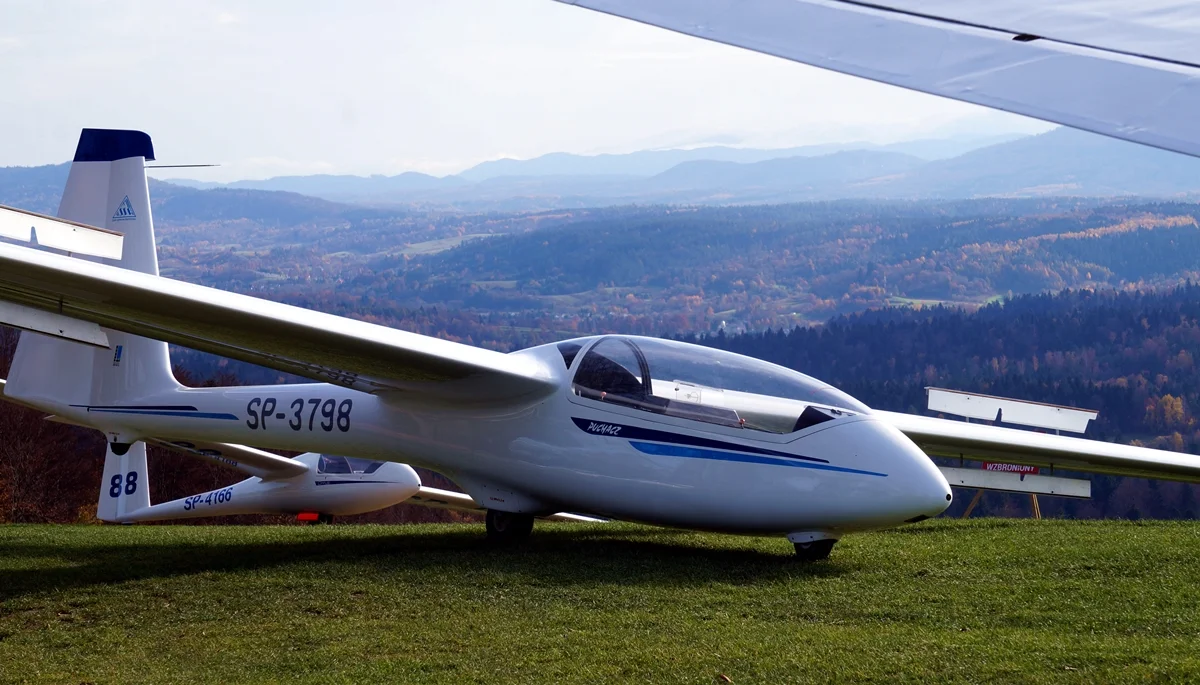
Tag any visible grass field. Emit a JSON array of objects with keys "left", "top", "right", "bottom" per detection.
[
  {"left": 2, "top": 519, "right": 1199, "bottom": 683},
  {"left": 399, "top": 234, "right": 495, "bottom": 257}
]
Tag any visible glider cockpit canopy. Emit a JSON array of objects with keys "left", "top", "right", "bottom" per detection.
[
  {"left": 570, "top": 335, "right": 867, "bottom": 433},
  {"left": 316, "top": 454, "right": 386, "bottom": 475}
]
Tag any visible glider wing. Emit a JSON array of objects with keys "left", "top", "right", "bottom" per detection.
[
  {"left": 879, "top": 410, "right": 1200, "bottom": 482},
  {"left": 0, "top": 235, "right": 556, "bottom": 405},
  {"left": 557, "top": 0, "right": 1200, "bottom": 158}
]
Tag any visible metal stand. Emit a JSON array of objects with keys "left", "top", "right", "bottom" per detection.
[{"left": 961, "top": 489, "right": 983, "bottom": 518}]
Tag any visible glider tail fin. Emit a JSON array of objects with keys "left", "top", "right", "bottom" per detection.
[
  {"left": 5, "top": 129, "right": 179, "bottom": 411},
  {"left": 97, "top": 441, "right": 151, "bottom": 522}
]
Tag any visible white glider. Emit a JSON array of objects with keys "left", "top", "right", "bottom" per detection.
[{"left": 86, "top": 437, "right": 600, "bottom": 525}]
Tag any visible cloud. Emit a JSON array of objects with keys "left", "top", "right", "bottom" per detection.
[{"left": 215, "top": 12, "right": 239, "bottom": 24}]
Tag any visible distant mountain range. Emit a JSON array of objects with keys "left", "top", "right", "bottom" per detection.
[
  {"left": 641, "top": 150, "right": 925, "bottom": 195},
  {"left": 175, "top": 171, "right": 464, "bottom": 195},
  {"left": 870, "top": 129, "right": 1200, "bottom": 198},
  {"left": 159, "top": 128, "right": 1200, "bottom": 209},
  {"left": 453, "top": 134, "right": 1026, "bottom": 181},
  {"left": 6, "top": 128, "right": 1200, "bottom": 217}
]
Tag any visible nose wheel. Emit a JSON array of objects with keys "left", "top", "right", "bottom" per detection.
[
  {"left": 788, "top": 531, "right": 837, "bottom": 561},
  {"left": 792, "top": 539, "right": 836, "bottom": 561},
  {"left": 485, "top": 509, "right": 534, "bottom": 545}
]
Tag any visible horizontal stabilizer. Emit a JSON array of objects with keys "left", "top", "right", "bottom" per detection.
[
  {"left": 0, "top": 203, "right": 124, "bottom": 259},
  {"left": 939, "top": 466, "right": 1091, "bottom": 499},
  {"left": 926, "top": 387, "right": 1097, "bottom": 434},
  {"left": 0, "top": 301, "right": 110, "bottom": 348}
]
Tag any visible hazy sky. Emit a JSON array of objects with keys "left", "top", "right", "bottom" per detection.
[{"left": 0, "top": 1, "right": 1051, "bottom": 181}]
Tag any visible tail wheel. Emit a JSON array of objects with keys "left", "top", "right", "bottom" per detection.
[
  {"left": 793, "top": 539, "right": 836, "bottom": 562},
  {"left": 485, "top": 509, "right": 534, "bottom": 545}
]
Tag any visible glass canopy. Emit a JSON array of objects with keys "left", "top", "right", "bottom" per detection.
[{"left": 572, "top": 336, "right": 867, "bottom": 433}]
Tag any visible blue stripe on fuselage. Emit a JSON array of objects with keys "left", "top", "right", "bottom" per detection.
[
  {"left": 77, "top": 408, "right": 239, "bottom": 420},
  {"left": 628, "top": 441, "right": 887, "bottom": 477},
  {"left": 571, "top": 416, "right": 829, "bottom": 464}
]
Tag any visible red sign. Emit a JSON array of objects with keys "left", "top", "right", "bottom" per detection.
[{"left": 983, "top": 463, "right": 1039, "bottom": 475}]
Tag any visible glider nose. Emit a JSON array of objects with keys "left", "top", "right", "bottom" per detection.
[
  {"left": 380, "top": 462, "right": 423, "bottom": 500},
  {"left": 882, "top": 422, "right": 952, "bottom": 522},
  {"left": 906, "top": 460, "right": 953, "bottom": 522},
  {"left": 810, "top": 416, "right": 951, "bottom": 525}
]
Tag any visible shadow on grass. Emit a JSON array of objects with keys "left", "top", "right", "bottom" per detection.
[{"left": 0, "top": 525, "right": 851, "bottom": 601}]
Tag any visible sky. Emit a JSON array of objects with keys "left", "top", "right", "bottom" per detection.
[{"left": 0, "top": 1, "right": 1052, "bottom": 182}]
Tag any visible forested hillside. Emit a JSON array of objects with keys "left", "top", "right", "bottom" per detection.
[
  {"left": 289, "top": 199, "right": 1200, "bottom": 335},
  {"left": 60, "top": 197, "right": 1199, "bottom": 342}
]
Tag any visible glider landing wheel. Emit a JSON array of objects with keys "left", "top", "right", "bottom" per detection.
[
  {"left": 316, "top": 513, "right": 334, "bottom": 525},
  {"left": 793, "top": 539, "right": 835, "bottom": 562},
  {"left": 485, "top": 510, "right": 534, "bottom": 545}
]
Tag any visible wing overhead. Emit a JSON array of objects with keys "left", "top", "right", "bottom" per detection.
[
  {"left": 148, "top": 438, "right": 309, "bottom": 480},
  {"left": 557, "top": 0, "right": 1200, "bottom": 159},
  {"left": 0, "top": 234, "right": 556, "bottom": 405},
  {"left": 878, "top": 410, "right": 1200, "bottom": 482}
]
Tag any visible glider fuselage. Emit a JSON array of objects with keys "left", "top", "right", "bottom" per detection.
[{"left": 42, "top": 335, "right": 952, "bottom": 537}]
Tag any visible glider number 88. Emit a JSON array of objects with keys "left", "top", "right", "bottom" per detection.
[{"left": 108, "top": 472, "right": 137, "bottom": 498}]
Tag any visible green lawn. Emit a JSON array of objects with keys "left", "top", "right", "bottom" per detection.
[{"left": 1, "top": 519, "right": 1198, "bottom": 683}]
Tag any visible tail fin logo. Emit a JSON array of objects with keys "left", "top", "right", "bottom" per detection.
[{"left": 112, "top": 196, "right": 137, "bottom": 222}]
